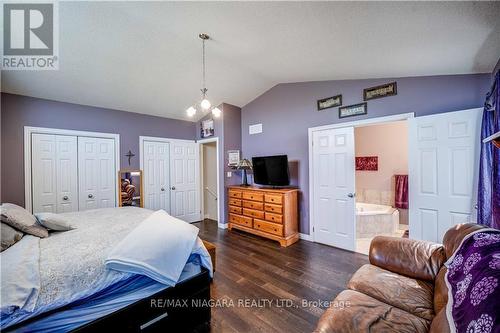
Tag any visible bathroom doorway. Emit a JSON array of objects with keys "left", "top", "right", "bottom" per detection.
[{"left": 354, "top": 121, "right": 409, "bottom": 254}]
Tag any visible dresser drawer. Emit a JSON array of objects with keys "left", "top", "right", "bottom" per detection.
[
  {"left": 228, "top": 190, "right": 242, "bottom": 199},
  {"left": 228, "top": 198, "right": 242, "bottom": 207},
  {"left": 229, "top": 214, "right": 252, "bottom": 227},
  {"left": 243, "top": 208, "right": 265, "bottom": 219},
  {"left": 254, "top": 219, "right": 283, "bottom": 236},
  {"left": 264, "top": 194, "right": 283, "bottom": 205},
  {"left": 229, "top": 206, "right": 242, "bottom": 215},
  {"left": 265, "top": 212, "right": 283, "bottom": 224},
  {"left": 264, "top": 203, "right": 282, "bottom": 214},
  {"left": 242, "top": 191, "right": 264, "bottom": 202},
  {"left": 242, "top": 200, "right": 264, "bottom": 210}
]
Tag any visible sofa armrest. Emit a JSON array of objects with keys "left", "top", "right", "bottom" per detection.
[{"left": 369, "top": 236, "right": 446, "bottom": 282}]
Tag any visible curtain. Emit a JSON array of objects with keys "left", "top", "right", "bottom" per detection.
[{"left": 478, "top": 71, "right": 500, "bottom": 229}]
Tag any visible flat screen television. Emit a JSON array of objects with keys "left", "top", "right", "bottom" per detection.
[{"left": 252, "top": 155, "right": 290, "bottom": 186}]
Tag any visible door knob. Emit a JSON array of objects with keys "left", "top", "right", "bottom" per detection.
[
  {"left": 88, "top": 194, "right": 94, "bottom": 199},
  {"left": 171, "top": 186, "right": 176, "bottom": 190},
  {"left": 62, "top": 196, "right": 69, "bottom": 201},
  {"left": 160, "top": 188, "right": 165, "bottom": 192},
  {"left": 347, "top": 193, "right": 355, "bottom": 198}
]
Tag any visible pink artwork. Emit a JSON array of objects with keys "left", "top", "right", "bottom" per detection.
[{"left": 356, "top": 156, "right": 378, "bottom": 171}]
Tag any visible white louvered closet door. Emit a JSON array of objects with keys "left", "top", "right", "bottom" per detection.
[
  {"left": 32, "top": 134, "right": 78, "bottom": 214},
  {"left": 78, "top": 137, "right": 116, "bottom": 210}
]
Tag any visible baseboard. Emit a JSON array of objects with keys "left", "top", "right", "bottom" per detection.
[
  {"left": 299, "top": 233, "right": 313, "bottom": 241},
  {"left": 218, "top": 222, "right": 228, "bottom": 230}
]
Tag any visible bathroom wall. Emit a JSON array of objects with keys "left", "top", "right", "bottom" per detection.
[{"left": 354, "top": 121, "right": 409, "bottom": 224}]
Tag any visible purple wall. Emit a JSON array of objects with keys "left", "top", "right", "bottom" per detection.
[
  {"left": 196, "top": 103, "right": 242, "bottom": 224},
  {"left": 241, "top": 74, "right": 491, "bottom": 234},
  {"left": 1, "top": 93, "right": 196, "bottom": 207}
]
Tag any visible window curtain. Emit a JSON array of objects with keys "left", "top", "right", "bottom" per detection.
[{"left": 478, "top": 71, "right": 500, "bottom": 229}]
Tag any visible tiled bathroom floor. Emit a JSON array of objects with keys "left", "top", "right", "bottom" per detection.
[{"left": 356, "top": 224, "right": 408, "bottom": 255}]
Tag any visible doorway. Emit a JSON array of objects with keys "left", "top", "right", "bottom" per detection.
[
  {"left": 201, "top": 141, "right": 218, "bottom": 222},
  {"left": 198, "top": 138, "right": 220, "bottom": 224},
  {"left": 354, "top": 121, "right": 409, "bottom": 254},
  {"left": 309, "top": 108, "right": 482, "bottom": 253}
]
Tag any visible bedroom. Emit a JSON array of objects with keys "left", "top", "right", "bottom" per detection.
[{"left": 1, "top": 1, "right": 500, "bottom": 332}]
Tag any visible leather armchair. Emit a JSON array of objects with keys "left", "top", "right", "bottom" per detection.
[{"left": 314, "top": 223, "right": 487, "bottom": 333}]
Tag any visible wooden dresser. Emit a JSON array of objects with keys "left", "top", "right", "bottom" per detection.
[{"left": 227, "top": 185, "right": 299, "bottom": 247}]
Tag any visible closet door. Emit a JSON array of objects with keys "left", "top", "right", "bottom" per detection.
[
  {"left": 32, "top": 134, "right": 57, "bottom": 213},
  {"left": 78, "top": 137, "right": 116, "bottom": 210},
  {"left": 143, "top": 141, "right": 170, "bottom": 211},
  {"left": 32, "top": 134, "right": 78, "bottom": 213},
  {"left": 55, "top": 135, "right": 78, "bottom": 212},
  {"left": 170, "top": 141, "right": 200, "bottom": 223}
]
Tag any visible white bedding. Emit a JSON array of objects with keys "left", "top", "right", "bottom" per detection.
[{"left": 0, "top": 207, "right": 212, "bottom": 324}]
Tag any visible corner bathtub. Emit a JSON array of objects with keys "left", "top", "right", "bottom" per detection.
[{"left": 356, "top": 202, "right": 399, "bottom": 238}]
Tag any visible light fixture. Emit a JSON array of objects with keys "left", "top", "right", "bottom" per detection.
[{"left": 186, "top": 33, "right": 222, "bottom": 118}]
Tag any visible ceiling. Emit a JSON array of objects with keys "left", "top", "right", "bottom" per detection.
[{"left": 2, "top": 1, "right": 499, "bottom": 121}]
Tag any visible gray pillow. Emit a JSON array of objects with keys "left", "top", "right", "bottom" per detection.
[
  {"left": 35, "top": 212, "right": 74, "bottom": 231},
  {"left": 1, "top": 223, "right": 24, "bottom": 252},
  {"left": 0, "top": 203, "right": 48, "bottom": 238}
]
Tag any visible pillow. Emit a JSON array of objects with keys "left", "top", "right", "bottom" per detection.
[
  {"left": 35, "top": 212, "right": 74, "bottom": 231},
  {"left": 0, "top": 203, "right": 48, "bottom": 238},
  {"left": 1, "top": 223, "right": 24, "bottom": 252}
]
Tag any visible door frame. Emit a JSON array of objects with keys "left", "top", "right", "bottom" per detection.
[
  {"left": 197, "top": 137, "right": 220, "bottom": 224},
  {"left": 308, "top": 112, "right": 415, "bottom": 246},
  {"left": 24, "top": 126, "right": 120, "bottom": 213},
  {"left": 139, "top": 136, "right": 198, "bottom": 216}
]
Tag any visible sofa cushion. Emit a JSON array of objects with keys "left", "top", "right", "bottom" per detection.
[
  {"left": 347, "top": 264, "right": 435, "bottom": 321},
  {"left": 314, "top": 290, "right": 430, "bottom": 333},
  {"left": 369, "top": 236, "right": 446, "bottom": 282}
]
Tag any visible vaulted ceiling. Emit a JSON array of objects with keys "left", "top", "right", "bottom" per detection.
[{"left": 2, "top": 1, "right": 499, "bottom": 121}]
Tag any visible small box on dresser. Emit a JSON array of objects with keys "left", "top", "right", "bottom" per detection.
[{"left": 227, "top": 185, "right": 299, "bottom": 247}]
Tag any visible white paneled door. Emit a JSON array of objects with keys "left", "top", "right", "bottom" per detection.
[
  {"left": 409, "top": 108, "right": 483, "bottom": 242},
  {"left": 32, "top": 134, "right": 78, "bottom": 214},
  {"left": 143, "top": 141, "right": 170, "bottom": 211},
  {"left": 78, "top": 137, "right": 116, "bottom": 210},
  {"left": 312, "top": 127, "right": 356, "bottom": 251},
  {"left": 170, "top": 141, "right": 200, "bottom": 223}
]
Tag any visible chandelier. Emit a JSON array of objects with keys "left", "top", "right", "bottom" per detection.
[{"left": 186, "top": 34, "right": 221, "bottom": 118}]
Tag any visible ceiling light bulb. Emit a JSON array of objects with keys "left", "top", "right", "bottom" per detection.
[
  {"left": 201, "top": 98, "right": 211, "bottom": 110},
  {"left": 186, "top": 106, "right": 196, "bottom": 117},
  {"left": 212, "top": 107, "right": 221, "bottom": 118}
]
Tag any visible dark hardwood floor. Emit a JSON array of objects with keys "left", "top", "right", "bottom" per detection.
[{"left": 193, "top": 219, "right": 368, "bottom": 333}]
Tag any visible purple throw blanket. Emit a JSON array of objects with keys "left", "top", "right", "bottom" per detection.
[{"left": 445, "top": 229, "right": 500, "bottom": 333}]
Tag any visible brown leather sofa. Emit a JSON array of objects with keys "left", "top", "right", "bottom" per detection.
[{"left": 314, "top": 223, "right": 486, "bottom": 333}]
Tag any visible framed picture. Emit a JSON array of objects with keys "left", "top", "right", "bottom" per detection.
[
  {"left": 227, "top": 150, "right": 240, "bottom": 168},
  {"left": 363, "top": 82, "right": 397, "bottom": 101},
  {"left": 201, "top": 119, "right": 214, "bottom": 138},
  {"left": 317, "top": 94, "right": 342, "bottom": 111},
  {"left": 339, "top": 102, "right": 367, "bottom": 118},
  {"left": 356, "top": 156, "right": 378, "bottom": 171}
]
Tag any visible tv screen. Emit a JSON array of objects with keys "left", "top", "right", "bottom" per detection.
[{"left": 252, "top": 155, "right": 290, "bottom": 186}]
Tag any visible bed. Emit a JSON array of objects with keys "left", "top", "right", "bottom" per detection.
[{"left": 0, "top": 207, "right": 213, "bottom": 332}]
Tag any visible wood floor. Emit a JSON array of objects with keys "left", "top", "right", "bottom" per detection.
[{"left": 193, "top": 219, "right": 369, "bottom": 333}]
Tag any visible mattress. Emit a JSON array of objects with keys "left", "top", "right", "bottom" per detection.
[
  {"left": 1, "top": 207, "right": 212, "bottom": 332},
  {"left": 7, "top": 261, "right": 202, "bottom": 332}
]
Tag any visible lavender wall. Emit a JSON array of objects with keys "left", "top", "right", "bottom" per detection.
[
  {"left": 1, "top": 93, "right": 196, "bottom": 207},
  {"left": 241, "top": 74, "right": 491, "bottom": 234},
  {"left": 196, "top": 103, "right": 242, "bottom": 224}
]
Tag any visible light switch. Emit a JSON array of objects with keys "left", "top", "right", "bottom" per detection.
[{"left": 227, "top": 171, "right": 232, "bottom": 178}]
